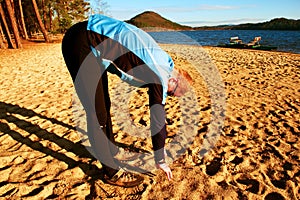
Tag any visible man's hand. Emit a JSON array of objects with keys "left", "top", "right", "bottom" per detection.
[{"left": 156, "top": 162, "right": 173, "bottom": 180}]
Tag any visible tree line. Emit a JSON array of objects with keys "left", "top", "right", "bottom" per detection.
[
  {"left": 230, "top": 18, "right": 300, "bottom": 30},
  {"left": 0, "top": 0, "right": 106, "bottom": 49}
]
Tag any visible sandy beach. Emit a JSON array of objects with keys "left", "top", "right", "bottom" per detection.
[{"left": 0, "top": 42, "right": 299, "bottom": 199}]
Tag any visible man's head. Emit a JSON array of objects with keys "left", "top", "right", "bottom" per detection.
[{"left": 167, "top": 69, "right": 193, "bottom": 97}]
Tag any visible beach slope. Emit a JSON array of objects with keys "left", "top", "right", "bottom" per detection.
[{"left": 0, "top": 43, "right": 299, "bottom": 199}]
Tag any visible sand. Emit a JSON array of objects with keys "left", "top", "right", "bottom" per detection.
[{"left": 0, "top": 42, "right": 299, "bottom": 199}]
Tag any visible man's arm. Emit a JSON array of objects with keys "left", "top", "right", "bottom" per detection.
[
  {"left": 149, "top": 85, "right": 173, "bottom": 180},
  {"left": 148, "top": 84, "right": 167, "bottom": 162},
  {"left": 106, "top": 61, "right": 146, "bottom": 87},
  {"left": 150, "top": 104, "right": 167, "bottom": 162}
]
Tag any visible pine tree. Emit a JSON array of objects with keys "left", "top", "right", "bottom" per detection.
[
  {"left": 0, "top": 23, "right": 5, "bottom": 48},
  {"left": 31, "top": 0, "right": 50, "bottom": 42},
  {"left": 19, "top": 0, "right": 28, "bottom": 39},
  {"left": 0, "top": 2, "right": 15, "bottom": 48},
  {"left": 0, "top": 0, "right": 108, "bottom": 45},
  {"left": 4, "top": 0, "right": 22, "bottom": 48}
]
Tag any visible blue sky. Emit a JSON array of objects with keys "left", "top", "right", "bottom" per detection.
[{"left": 91, "top": 0, "right": 300, "bottom": 26}]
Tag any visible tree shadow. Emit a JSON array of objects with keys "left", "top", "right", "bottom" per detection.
[
  {"left": 0, "top": 101, "right": 151, "bottom": 171},
  {"left": 0, "top": 101, "right": 102, "bottom": 179},
  {"left": 0, "top": 101, "right": 155, "bottom": 197}
]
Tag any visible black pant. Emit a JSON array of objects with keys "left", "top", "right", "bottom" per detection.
[{"left": 62, "top": 21, "right": 118, "bottom": 177}]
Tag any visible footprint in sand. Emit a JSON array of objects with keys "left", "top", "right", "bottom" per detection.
[
  {"left": 205, "top": 157, "right": 222, "bottom": 176},
  {"left": 265, "top": 192, "right": 285, "bottom": 200}
]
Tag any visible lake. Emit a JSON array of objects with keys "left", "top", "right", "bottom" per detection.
[{"left": 148, "top": 30, "right": 300, "bottom": 54}]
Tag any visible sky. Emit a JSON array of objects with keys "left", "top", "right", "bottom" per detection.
[{"left": 91, "top": 0, "right": 300, "bottom": 27}]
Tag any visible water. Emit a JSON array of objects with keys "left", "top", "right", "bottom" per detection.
[{"left": 148, "top": 30, "right": 300, "bottom": 54}]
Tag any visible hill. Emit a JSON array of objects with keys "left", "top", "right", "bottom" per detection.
[
  {"left": 125, "top": 11, "right": 300, "bottom": 31},
  {"left": 125, "top": 11, "right": 192, "bottom": 31},
  {"left": 230, "top": 18, "right": 300, "bottom": 30}
]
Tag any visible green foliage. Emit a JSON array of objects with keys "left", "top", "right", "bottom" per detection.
[
  {"left": 22, "top": 0, "right": 40, "bottom": 34},
  {"left": 48, "top": 0, "right": 89, "bottom": 33},
  {"left": 58, "top": 17, "right": 72, "bottom": 33},
  {"left": 17, "top": 0, "right": 107, "bottom": 34},
  {"left": 87, "top": 0, "right": 109, "bottom": 15},
  {"left": 231, "top": 18, "right": 300, "bottom": 30}
]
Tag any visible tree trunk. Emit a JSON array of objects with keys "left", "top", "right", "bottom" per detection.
[
  {"left": 0, "top": 25, "right": 6, "bottom": 48},
  {"left": 41, "top": 0, "right": 48, "bottom": 31},
  {"left": 31, "top": 0, "right": 50, "bottom": 42},
  {"left": 18, "top": 0, "right": 28, "bottom": 39},
  {"left": 48, "top": 5, "right": 52, "bottom": 32},
  {"left": 4, "top": 0, "right": 22, "bottom": 48},
  {"left": 0, "top": 13, "right": 5, "bottom": 43},
  {"left": 10, "top": 0, "right": 15, "bottom": 14},
  {"left": 0, "top": 3, "right": 15, "bottom": 48},
  {"left": 0, "top": 21, "right": 4, "bottom": 39}
]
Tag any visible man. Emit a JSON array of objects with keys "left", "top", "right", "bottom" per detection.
[{"left": 62, "top": 14, "right": 191, "bottom": 187}]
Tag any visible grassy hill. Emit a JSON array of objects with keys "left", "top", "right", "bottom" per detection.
[{"left": 125, "top": 11, "right": 192, "bottom": 31}]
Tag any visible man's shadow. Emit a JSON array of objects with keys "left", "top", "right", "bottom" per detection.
[
  {"left": 0, "top": 101, "right": 104, "bottom": 178},
  {"left": 0, "top": 101, "right": 148, "bottom": 173},
  {"left": 0, "top": 101, "right": 155, "bottom": 198}
]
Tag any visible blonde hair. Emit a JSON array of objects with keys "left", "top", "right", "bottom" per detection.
[{"left": 172, "top": 68, "right": 193, "bottom": 96}]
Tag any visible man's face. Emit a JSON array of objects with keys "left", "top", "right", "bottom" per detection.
[{"left": 168, "top": 77, "right": 190, "bottom": 97}]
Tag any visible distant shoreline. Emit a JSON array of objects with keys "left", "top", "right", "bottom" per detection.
[
  {"left": 127, "top": 11, "right": 300, "bottom": 31},
  {"left": 148, "top": 30, "right": 300, "bottom": 54},
  {"left": 158, "top": 43, "right": 300, "bottom": 55}
]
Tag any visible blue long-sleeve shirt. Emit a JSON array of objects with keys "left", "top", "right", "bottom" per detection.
[{"left": 86, "top": 14, "right": 174, "bottom": 162}]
